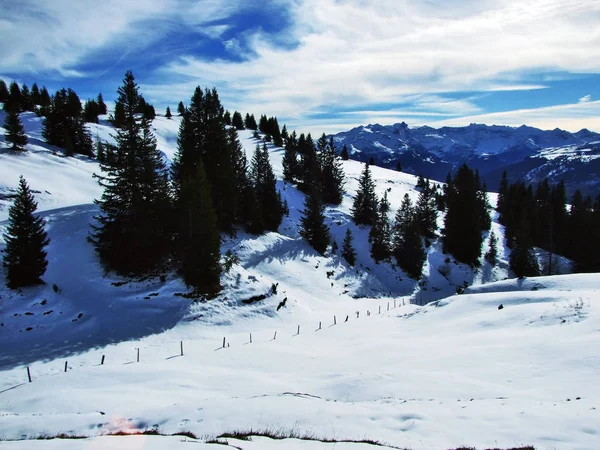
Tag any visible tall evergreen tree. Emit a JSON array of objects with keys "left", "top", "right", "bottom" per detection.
[
  {"left": 244, "top": 113, "right": 258, "bottom": 130},
  {"left": 282, "top": 130, "right": 298, "bottom": 182},
  {"left": 415, "top": 179, "right": 438, "bottom": 238},
  {"left": 2, "top": 176, "right": 50, "bottom": 288},
  {"left": 298, "top": 133, "right": 320, "bottom": 192},
  {"left": 299, "top": 184, "right": 330, "bottom": 255},
  {"left": 165, "top": 106, "right": 172, "bottom": 119},
  {"left": 369, "top": 191, "right": 391, "bottom": 262},
  {"left": 4, "top": 81, "right": 22, "bottom": 112},
  {"left": 97, "top": 93, "right": 107, "bottom": 115},
  {"left": 484, "top": 231, "right": 498, "bottom": 266},
  {"left": 30, "top": 83, "right": 41, "bottom": 106},
  {"left": 340, "top": 144, "right": 349, "bottom": 160},
  {"left": 90, "top": 71, "right": 172, "bottom": 275},
  {"left": 39, "top": 86, "right": 51, "bottom": 116},
  {"left": 319, "top": 136, "right": 345, "bottom": 205},
  {"left": 3, "top": 109, "right": 28, "bottom": 151},
  {"left": 177, "top": 101, "right": 185, "bottom": 116},
  {"left": 232, "top": 111, "right": 244, "bottom": 130},
  {"left": 83, "top": 99, "right": 100, "bottom": 123},
  {"left": 509, "top": 213, "right": 539, "bottom": 278},
  {"left": 0, "top": 79, "right": 8, "bottom": 103},
  {"left": 281, "top": 124, "right": 289, "bottom": 144},
  {"left": 223, "top": 110, "right": 231, "bottom": 125},
  {"left": 497, "top": 170, "right": 509, "bottom": 217},
  {"left": 21, "top": 84, "right": 33, "bottom": 111},
  {"left": 392, "top": 194, "right": 426, "bottom": 279},
  {"left": 259, "top": 114, "right": 268, "bottom": 133},
  {"left": 351, "top": 163, "right": 378, "bottom": 226},
  {"left": 251, "top": 143, "right": 284, "bottom": 232},
  {"left": 341, "top": 228, "right": 357, "bottom": 266}
]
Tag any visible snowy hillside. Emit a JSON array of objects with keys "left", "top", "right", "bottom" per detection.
[
  {"left": 332, "top": 122, "right": 600, "bottom": 197},
  {"left": 1, "top": 113, "right": 599, "bottom": 449}
]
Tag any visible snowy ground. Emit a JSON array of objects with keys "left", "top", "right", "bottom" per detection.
[{"left": 1, "top": 113, "right": 599, "bottom": 449}]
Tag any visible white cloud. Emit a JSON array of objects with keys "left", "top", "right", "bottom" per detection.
[{"left": 579, "top": 95, "right": 591, "bottom": 103}]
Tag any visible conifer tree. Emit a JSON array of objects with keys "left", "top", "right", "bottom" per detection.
[
  {"left": 2, "top": 176, "right": 50, "bottom": 288},
  {"left": 30, "top": 83, "right": 40, "bottom": 106},
  {"left": 83, "top": 99, "right": 100, "bottom": 123},
  {"left": 396, "top": 161, "right": 402, "bottom": 172},
  {"left": 281, "top": 124, "right": 289, "bottom": 145},
  {"left": 90, "top": 70, "right": 172, "bottom": 275},
  {"left": 165, "top": 106, "right": 172, "bottom": 119},
  {"left": 21, "top": 84, "right": 33, "bottom": 111},
  {"left": 0, "top": 79, "right": 8, "bottom": 103},
  {"left": 3, "top": 109, "right": 28, "bottom": 151},
  {"left": 485, "top": 231, "right": 498, "bottom": 266},
  {"left": 497, "top": 171, "right": 509, "bottom": 217},
  {"left": 4, "top": 81, "right": 22, "bottom": 112},
  {"left": 415, "top": 179, "right": 438, "bottom": 238},
  {"left": 319, "top": 136, "right": 345, "bottom": 205},
  {"left": 298, "top": 133, "right": 320, "bottom": 192},
  {"left": 223, "top": 110, "right": 231, "bottom": 125},
  {"left": 251, "top": 143, "right": 284, "bottom": 232},
  {"left": 95, "top": 137, "right": 105, "bottom": 162},
  {"left": 259, "top": 114, "right": 268, "bottom": 133},
  {"left": 369, "top": 191, "right": 391, "bottom": 262},
  {"left": 39, "top": 86, "right": 51, "bottom": 116},
  {"left": 97, "top": 93, "right": 107, "bottom": 115},
  {"left": 244, "top": 113, "right": 258, "bottom": 130},
  {"left": 352, "top": 163, "right": 378, "bottom": 226},
  {"left": 232, "top": 111, "right": 244, "bottom": 130},
  {"left": 392, "top": 194, "right": 426, "bottom": 279},
  {"left": 341, "top": 228, "right": 357, "bottom": 266},
  {"left": 299, "top": 184, "right": 330, "bottom": 255},
  {"left": 509, "top": 214, "right": 539, "bottom": 278},
  {"left": 341, "top": 144, "right": 349, "bottom": 160},
  {"left": 177, "top": 101, "right": 185, "bottom": 116},
  {"left": 282, "top": 130, "right": 298, "bottom": 182}
]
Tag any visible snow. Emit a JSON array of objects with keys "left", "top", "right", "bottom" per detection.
[{"left": 1, "top": 112, "right": 599, "bottom": 449}]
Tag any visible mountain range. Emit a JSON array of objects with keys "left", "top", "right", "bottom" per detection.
[{"left": 331, "top": 122, "right": 600, "bottom": 197}]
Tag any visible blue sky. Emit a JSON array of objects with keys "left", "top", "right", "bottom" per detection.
[{"left": 2, "top": 0, "right": 600, "bottom": 135}]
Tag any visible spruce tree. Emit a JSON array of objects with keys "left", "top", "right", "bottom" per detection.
[
  {"left": 2, "top": 176, "right": 50, "bottom": 288},
  {"left": 320, "top": 136, "right": 345, "bottom": 205},
  {"left": 21, "top": 84, "right": 33, "bottom": 111},
  {"left": 90, "top": 70, "right": 172, "bottom": 275},
  {"left": 282, "top": 130, "right": 298, "bottom": 182},
  {"left": 509, "top": 214, "right": 539, "bottom": 278},
  {"left": 341, "top": 144, "right": 349, "bottom": 160},
  {"left": 352, "top": 163, "right": 378, "bottom": 226},
  {"left": 484, "top": 231, "right": 498, "bottom": 266},
  {"left": 83, "top": 99, "right": 99, "bottom": 123},
  {"left": 298, "top": 133, "right": 320, "bottom": 192},
  {"left": 165, "top": 106, "right": 172, "bottom": 119},
  {"left": 97, "top": 93, "right": 107, "bottom": 115},
  {"left": 244, "top": 113, "right": 258, "bottom": 130},
  {"left": 497, "top": 171, "right": 509, "bottom": 218},
  {"left": 251, "top": 143, "right": 284, "bottom": 232},
  {"left": 223, "top": 110, "right": 231, "bottom": 125},
  {"left": 3, "top": 109, "right": 28, "bottom": 151},
  {"left": 0, "top": 79, "right": 8, "bottom": 103},
  {"left": 4, "top": 81, "right": 22, "bottom": 112},
  {"left": 232, "top": 111, "right": 244, "bottom": 130},
  {"left": 392, "top": 194, "right": 426, "bottom": 279},
  {"left": 39, "top": 87, "right": 51, "bottom": 116},
  {"left": 299, "top": 184, "right": 330, "bottom": 255},
  {"left": 281, "top": 124, "right": 289, "bottom": 145},
  {"left": 341, "top": 228, "right": 357, "bottom": 266},
  {"left": 415, "top": 179, "right": 438, "bottom": 238},
  {"left": 369, "top": 191, "right": 391, "bottom": 262},
  {"left": 30, "top": 83, "right": 40, "bottom": 106},
  {"left": 259, "top": 114, "right": 268, "bottom": 133},
  {"left": 177, "top": 101, "right": 185, "bottom": 116}
]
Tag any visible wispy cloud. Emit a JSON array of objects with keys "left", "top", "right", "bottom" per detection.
[{"left": 579, "top": 95, "right": 591, "bottom": 103}]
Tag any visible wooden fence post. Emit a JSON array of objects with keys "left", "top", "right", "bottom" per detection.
[
  {"left": 356, "top": 311, "right": 359, "bottom": 318},
  {"left": 387, "top": 302, "right": 390, "bottom": 311},
  {"left": 297, "top": 325, "right": 300, "bottom": 335},
  {"left": 180, "top": 341, "right": 184, "bottom": 356},
  {"left": 345, "top": 315, "right": 349, "bottom": 322},
  {"left": 64, "top": 361, "right": 68, "bottom": 373},
  {"left": 379, "top": 305, "right": 381, "bottom": 314},
  {"left": 334, "top": 315, "right": 337, "bottom": 325},
  {"left": 250, "top": 333, "right": 252, "bottom": 344},
  {"left": 101, "top": 355, "right": 105, "bottom": 365},
  {"left": 222, "top": 337, "right": 226, "bottom": 348},
  {"left": 27, "top": 367, "right": 32, "bottom": 383},
  {"left": 137, "top": 348, "right": 140, "bottom": 363},
  {"left": 274, "top": 331, "right": 277, "bottom": 340}
]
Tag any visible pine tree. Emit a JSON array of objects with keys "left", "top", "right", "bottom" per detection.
[
  {"left": 298, "top": 133, "right": 320, "bottom": 192},
  {"left": 30, "top": 83, "right": 40, "bottom": 106},
  {"left": 341, "top": 144, "right": 349, "bottom": 160},
  {"left": 497, "top": 171, "right": 509, "bottom": 218},
  {"left": 392, "top": 194, "right": 426, "bottom": 279},
  {"left": 341, "top": 228, "right": 357, "bottom": 266},
  {"left": 223, "top": 110, "right": 231, "bottom": 125},
  {"left": 352, "top": 163, "right": 378, "bottom": 226},
  {"left": 251, "top": 143, "right": 284, "bottom": 232},
  {"left": 165, "top": 106, "right": 172, "bottom": 119},
  {"left": 2, "top": 176, "right": 50, "bottom": 288},
  {"left": 4, "top": 81, "right": 22, "bottom": 112},
  {"left": 369, "top": 191, "right": 391, "bottom": 262},
  {"left": 282, "top": 130, "right": 298, "bottom": 182},
  {"left": 177, "top": 101, "right": 185, "bottom": 116},
  {"left": 232, "top": 111, "right": 244, "bottom": 130},
  {"left": 95, "top": 137, "right": 105, "bottom": 162},
  {"left": 244, "top": 113, "right": 258, "bottom": 130},
  {"left": 259, "top": 114, "right": 268, "bottom": 133},
  {"left": 21, "top": 84, "right": 33, "bottom": 111},
  {"left": 97, "top": 93, "right": 107, "bottom": 115},
  {"left": 83, "top": 99, "right": 99, "bottom": 123},
  {"left": 415, "top": 179, "right": 438, "bottom": 238},
  {"left": 320, "top": 136, "right": 345, "bottom": 205},
  {"left": 3, "top": 109, "right": 28, "bottom": 151},
  {"left": 0, "top": 79, "right": 8, "bottom": 103},
  {"left": 39, "top": 86, "right": 51, "bottom": 116},
  {"left": 281, "top": 124, "right": 289, "bottom": 145},
  {"left": 90, "top": 71, "right": 172, "bottom": 275},
  {"left": 299, "top": 184, "right": 330, "bottom": 255},
  {"left": 509, "top": 214, "right": 539, "bottom": 278},
  {"left": 484, "top": 231, "right": 498, "bottom": 266}
]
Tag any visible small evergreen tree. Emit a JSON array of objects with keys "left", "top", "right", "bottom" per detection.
[
  {"left": 232, "top": 111, "right": 244, "bottom": 130},
  {"left": 3, "top": 109, "right": 28, "bottom": 151},
  {"left": 97, "top": 93, "right": 107, "bottom": 115},
  {"left": 299, "top": 185, "right": 330, "bottom": 255},
  {"left": 484, "top": 231, "right": 498, "bottom": 266},
  {"left": 392, "top": 194, "right": 426, "bottom": 279},
  {"left": 177, "top": 101, "right": 185, "bottom": 116},
  {"left": 30, "top": 83, "right": 40, "bottom": 106},
  {"left": 282, "top": 130, "right": 298, "bottom": 182},
  {"left": 21, "top": 84, "right": 33, "bottom": 111},
  {"left": 165, "top": 106, "right": 172, "bottom": 119},
  {"left": 340, "top": 144, "right": 349, "bottom": 160},
  {"left": 320, "top": 136, "right": 345, "bottom": 205},
  {"left": 352, "top": 163, "right": 378, "bottom": 226},
  {"left": 415, "top": 179, "right": 438, "bottom": 238},
  {"left": 83, "top": 99, "right": 100, "bottom": 123},
  {"left": 341, "top": 228, "right": 357, "bottom": 266},
  {"left": 2, "top": 176, "right": 50, "bottom": 288},
  {"left": 244, "top": 113, "right": 258, "bottom": 130},
  {"left": 281, "top": 124, "right": 289, "bottom": 144},
  {"left": 0, "top": 79, "right": 8, "bottom": 103},
  {"left": 251, "top": 143, "right": 284, "bottom": 232},
  {"left": 369, "top": 191, "right": 391, "bottom": 262},
  {"left": 509, "top": 214, "right": 539, "bottom": 278},
  {"left": 396, "top": 161, "right": 402, "bottom": 172},
  {"left": 223, "top": 110, "right": 231, "bottom": 125}
]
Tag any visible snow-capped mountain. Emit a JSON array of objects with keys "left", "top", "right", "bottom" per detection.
[{"left": 332, "top": 122, "right": 600, "bottom": 196}]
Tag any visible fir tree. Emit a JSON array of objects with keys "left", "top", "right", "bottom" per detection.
[
  {"left": 244, "top": 113, "right": 258, "bottom": 130},
  {"left": 281, "top": 124, "right": 289, "bottom": 145},
  {"left": 21, "top": 84, "right": 33, "bottom": 111},
  {"left": 369, "top": 191, "right": 391, "bottom": 262},
  {"left": 341, "top": 228, "right": 357, "bottom": 266},
  {"left": 232, "top": 111, "right": 244, "bottom": 130},
  {"left": 320, "top": 136, "right": 345, "bottom": 205},
  {"left": 392, "top": 194, "right": 426, "bottom": 279},
  {"left": 3, "top": 109, "right": 28, "bottom": 151},
  {"left": 97, "top": 93, "right": 107, "bottom": 115},
  {"left": 509, "top": 214, "right": 539, "bottom": 278},
  {"left": 298, "top": 133, "right": 320, "bottom": 192},
  {"left": 282, "top": 130, "right": 298, "bottom": 182},
  {"left": 165, "top": 106, "right": 172, "bottom": 119},
  {"left": 259, "top": 114, "right": 268, "bottom": 133},
  {"left": 0, "top": 79, "right": 8, "bottom": 103},
  {"left": 83, "top": 99, "right": 100, "bottom": 123},
  {"left": 177, "top": 101, "right": 185, "bottom": 116},
  {"left": 95, "top": 137, "right": 105, "bottom": 162},
  {"left": 4, "top": 81, "right": 22, "bottom": 112},
  {"left": 251, "top": 143, "right": 284, "bottom": 232},
  {"left": 351, "top": 163, "right": 378, "bottom": 226},
  {"left": 497, "top": 170, "right": 509, "bottom": 218},
  {"left": 39, "top": 87, "right": 51, "bottom": 116},
  {"left": 30, "top": 83, "right": 40, "bottom": 106},
  {"left": 415, "top": 179, "right": 438, "bottom": 238},
  {"left": 2, "top": 176, "right": 50, "bottom": 288},
  {"left": 299, "top": 184, "right": 330, "bottom": 255},
  {"left": 90, "top": 71, "right": 172, "bottom": 275},
  {"left": 484, "top": 231, "right": 498, "bottom": 266},
  {"left": 223, "top": 110, "right": 231, "bottom": 125},
  {"left": 341, "top": 144, "right": 349, "bottom": 160}
]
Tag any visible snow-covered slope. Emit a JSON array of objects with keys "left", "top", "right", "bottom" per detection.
[{"left": 1, "top": 113, "right": 598, "bottom": 449}]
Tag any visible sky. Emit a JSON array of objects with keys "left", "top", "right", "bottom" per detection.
[{"left": 1, "top": 0, "right": 600, "bottom": 135}]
